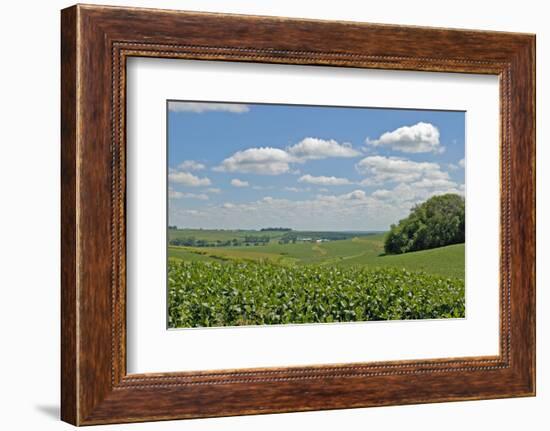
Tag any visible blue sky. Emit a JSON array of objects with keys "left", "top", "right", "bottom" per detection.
[{"left": 168, "top": 101, "right": 465, "bottom": 231}]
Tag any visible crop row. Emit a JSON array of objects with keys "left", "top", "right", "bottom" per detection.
[{"left": 168, "top": 260, "right": 465, "bottom": 328}]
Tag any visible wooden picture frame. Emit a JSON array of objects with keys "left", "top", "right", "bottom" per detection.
[{"left": 61, "top": 4, "right": 535, "bottom": 425}]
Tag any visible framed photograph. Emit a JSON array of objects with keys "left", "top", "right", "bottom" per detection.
[{"left": 61, "top": 4, "right": 535, "bottom": 425}]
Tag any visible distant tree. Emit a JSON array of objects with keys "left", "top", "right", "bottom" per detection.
[
  {"left": 384, "top": 194, "right": 465, "bottom": 254},
  {"left": 169, "top": 236, "right": 198, "bottom": 246}
]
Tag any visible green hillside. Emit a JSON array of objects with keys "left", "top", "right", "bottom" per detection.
[{"left": 168, "top": 231, "right": 464, "bottom": 279}]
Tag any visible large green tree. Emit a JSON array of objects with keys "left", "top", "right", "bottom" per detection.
[{"left": 384, "top": 193, "right": 465, "bottom": 254}]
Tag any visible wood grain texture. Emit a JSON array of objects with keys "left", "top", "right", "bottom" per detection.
[
  {"left": 60, "top": 5, "right": 78, "bottom": 425},
  {"left": 60, "top": 4, "right": 535, "bottom": 425}
]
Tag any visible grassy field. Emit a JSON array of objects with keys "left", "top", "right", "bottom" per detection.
[
  {"left": 167, "top": 228, "right": 465, "bottom": 327},
  {"left": 168, "top": 231, "right": 464, "bottom": 279}
]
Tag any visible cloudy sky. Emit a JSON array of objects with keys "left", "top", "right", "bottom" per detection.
[{"left": 168, "top": 101, "right": 465, "bottom": 231}]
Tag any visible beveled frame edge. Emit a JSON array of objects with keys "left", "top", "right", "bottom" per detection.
[{"left": 61, "top": 4, "right": 535, "bottom": 426}]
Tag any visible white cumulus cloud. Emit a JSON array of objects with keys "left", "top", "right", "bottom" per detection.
[
  {"left": 411, "top": 178, "right": 457, "bottom": 189},
  {"left": 168, "top": 189, "right": 209, "bottom": 200},
  {"left": 459, "top": 158, "right": 465, "bottom": 168},
  {"left": 214, "top": 147, "right": 292, "bottom": 175},
  {"left": 214, "top": 138, "right": 362, "bottom": 176},
  {"left": 284, "top": 186, "right": 310, "bottom": 192},
  {"left": 168, "top": 102, "right": 249, "bottom": 114},
  {"left": 178, "top": 160, "right": 205, "bottom": 171},
  {"left": 366, "top": 122, "right": 443, "bottom": 154},
  {"left": 182, "top": 209, "right": 202, "bottom": 216},
  {"left": 343, "top": 190, "right": 368, "bottom": 200},
  {"left": 287, "top": 137, "right": 360, "bottom": 160},
  {"left": 168, "top": 171, "right": 211, "bottom": 187},
  {"left": 356, "top": 156, "right": 449, "bottom": 185},
  {"left": 231, "top": 178, "right": 249, "bottom": 187},
  {"left": 183, "top": 193, "right": 209, "bottom": 200},
  {"left": 171, "top": 183, "right": 464, "bottom": 231},
  {"left": 372, "top": 181, "right": 464, "bottom": 206},
  {"left": 168, "top": 189, "right": 183, "bottom": 199},
  {"left": 298, "top": 174, "right": 352, "bottom": 186}
]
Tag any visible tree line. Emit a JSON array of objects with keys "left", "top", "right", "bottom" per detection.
[
  {"left": 169, "top": 235, "right": 271, "bottom": 248},
  {"left": 384, "top": 193, "right": 465, "bottom": 255}
]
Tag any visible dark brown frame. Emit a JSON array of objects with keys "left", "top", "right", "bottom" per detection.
[{"left": 61, "top": 4, "right": 536, "bottom": 426}]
